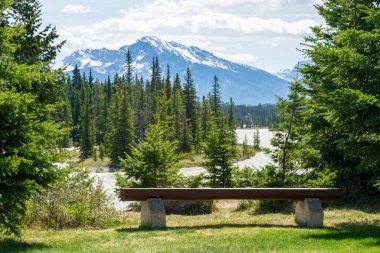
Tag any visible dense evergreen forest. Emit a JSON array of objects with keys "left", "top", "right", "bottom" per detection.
[
  {"left": 60, "top": 53, "right": 238, "bottom": 163},
  {"left": 224, "top": 104, "right": 279, "bottom": 128},
  {"left": 61, "top": 62, "right": 279, "bottom": 162}
]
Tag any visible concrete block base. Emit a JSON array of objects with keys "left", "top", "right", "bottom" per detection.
[
  {"left": 295, "top": 198, "right": 323, "bottom": 228},
  {"left": 141, "top": 198, "right": 166, "bottom": 229}
]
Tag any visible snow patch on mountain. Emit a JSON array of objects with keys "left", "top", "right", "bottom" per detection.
[
  {"left": 275, "top": 60, "right": 311, "bottom": 81},
  {"left": 63, "top": 36, "right": 289, "bottom": 104}
]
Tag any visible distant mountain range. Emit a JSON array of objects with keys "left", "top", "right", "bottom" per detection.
[
  {"left": 63, "top": 36, "right": 289, "bottom": 104},
  {"left": 274, "top": 60, "right": 310, "bottom": 81}
]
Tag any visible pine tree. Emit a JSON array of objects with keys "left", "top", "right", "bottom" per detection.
[
  {"left": 228, "top": 98, "right": 236, "bottom": 132},
  {"left": 56, "top": 82, "right": 73, "bottom": 148},
  {"left": 242, "top": 134, "right": 251, "bottom": 159},
  {"left": 172, "top": 74, "right": 185, "bottom": 149},
  {"left": 209, "top": 75, "right": 222, "bottom": 117},
  {"left": 148, "top": 57, "right": 161, "bottom": 122},
  {"left": 270, "top": 81, "right": 306, "bottom": 180},
  {"left": 135, "top": 77, "right": 146, "bottom": 139},
  {"left": 93, "top": 82, "right": 106, "bottom": 144},
  {"left": 204, "top": 78, "right": 237, "bottom": 187},
  {"left": 10, "top": 0, "right": 64, "bottom": 66},
  {"left": 194, "top": 102, "right": 203, "bottom": 153},
  {"left": 88, "top": 69, "right": 94, "bottom": 88},
  {"left": 0, "top": 1, "right": 64, "bottom": 235},
  {"left": 121, "top": 122, "right": 180, "bottom": 187},
  {"left": 253, "top": 128, "right": 260, "bottom": 150},
  {"left": 165, "top": 65, "right": 172, "bottom": 101},
  {"left": 299, "top": 1, "right": 380, "bottom": 197},
  {"left": 228, "top": 98, "right": 237, "bottom": 147},
  {"left": 126, "top": 48, "right": 133, "bottom": 86},
  {"left": 183, "top": 67, "right": 198, "bottom": 150},
  {"left": 109, "top": 83, "right": 135, "bottom": 163},
  {"left": 201, "top": 96, "right": 211, "bottom": 140},
  {"left": 79, "top": 85, "right": 94, "bottom": 158},
  {"left": 205, "top": 119, "right": 237, "bottom": 188}
]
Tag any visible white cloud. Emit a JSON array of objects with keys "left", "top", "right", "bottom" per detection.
[
  {"left": 59, "top": 0, "right": 317, "bottom": 51},
  {"left": 61, "top": 4, "right": 90, "bottom": 14},
  {"left": 51, "top": 0, "right": 323, "bottom": 71},
  {"left": 215, "top": 52, "right": 257, "bottom": 66}
]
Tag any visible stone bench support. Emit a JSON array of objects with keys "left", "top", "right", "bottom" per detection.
[
  {"left": 295, "top": 198, "right": 324, "bottom": 228},
  {"left": 141, "top": 198, "right": 166, "bottom": 229}
]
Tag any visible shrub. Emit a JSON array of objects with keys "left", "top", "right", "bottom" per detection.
[
  {"left": 25, "top": 166, "right": 125, "bottom": 229},
  {"left": 235, "top": 200, "right": 256, "bottom": 211},
  {"left": 165, "top": 200, "right": 215, "bottom": 215},
  {"left": 181, "top": 173, "right": 206, "bottom": 188},
  {"left": 232, "top": 165, "right": 297, "bottom": 213}
]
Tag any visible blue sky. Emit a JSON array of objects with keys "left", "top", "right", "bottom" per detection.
[{"left": 40, "top": 0, "right": 323, "bottom": 73}]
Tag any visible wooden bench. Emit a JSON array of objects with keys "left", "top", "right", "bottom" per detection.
[{"left": 120, "top": 188, "right": 343, "bottom": 229}]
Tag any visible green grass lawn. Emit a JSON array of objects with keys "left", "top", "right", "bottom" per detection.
[{"left": 1, "top": 201, "right": 379, "bottom": 253}]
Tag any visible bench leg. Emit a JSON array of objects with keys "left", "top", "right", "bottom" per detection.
[
  {"left": 141, "top": 198, "right": 166, "bottom": 229},
  {"left": 295, "top": 198, "right": 323, "bottom": 228}
]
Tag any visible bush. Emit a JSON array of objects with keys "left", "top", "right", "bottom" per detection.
[
  {"left": 235, "top": 200, "right": 256, "bottom": 211},
  {"left": 165, "top": 200, "right": 215, "bottom": 215},
  {"left": 181, "top": 173, "right": 206, "bottom": 188},
  {"left": 25, "top": 166, "right": 125, "bottom": 229},
  {"left": 232, "top": 167, "right": 256, "bottom": 187},
  {"left": 252, "top": 200, "right": 294, "bottom": 214},
  {"left": 232, "top": 165, "right": 298, "bottom": 213},
  {"left": 182, "top": 200, "right": 215, "bottom": 215}
]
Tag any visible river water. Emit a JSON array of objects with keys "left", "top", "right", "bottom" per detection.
[
  {"left": 56, "top": 128, "right": 275, "bottom": 210},
  {"left": 98, "top": 128, "right": 275, "bottom": 210}
]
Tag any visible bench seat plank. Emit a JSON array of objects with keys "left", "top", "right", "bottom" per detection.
[{"left": 120, "top": 188, "right": 343, "bottom": 202}]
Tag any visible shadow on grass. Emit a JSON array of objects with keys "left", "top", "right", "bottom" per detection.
[
  {"left": 0, "top": 239, "right": 49, "bottom": 253},
  {"left": 116, "top": 223, "right": 322, "bottom": 233},
  {"left": 303, "top": 223, "right": 380, "bottom": 247},
  {"left": 324, "top": 196, "right": 380, "bottom": 213}
]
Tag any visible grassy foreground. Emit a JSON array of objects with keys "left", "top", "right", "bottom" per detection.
[{"left": 1, "top": 201, "right": 379, "bottom": 253}]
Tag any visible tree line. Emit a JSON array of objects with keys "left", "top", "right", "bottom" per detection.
[
  {"left": 224, "top": 104, "right": 280, "bottom": 128},
  {"left": 61, "top": 52, "right": 238, "bottom": 164}
]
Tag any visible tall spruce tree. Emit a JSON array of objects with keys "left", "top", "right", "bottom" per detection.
[
  {"left": 172, "top": 74, "right": 185, "bottom": 150},
  {"left": 79, "top": 84, "right": 94, "bottom": 158},
  {"left": 0, "top": 0, "right": 63, "bottom": 236},
  {"left": 253, "top": 128, "right": 260, "bottom": 150},
  {"left": 210, "top": 75, "right": 222, "bottom": 117},
  {"left": 135, "top": 77, "right": 146, "bottom": 139},
  {"left": 204, "top": 77, "right": 237, "bottom": 187},
  {"left": 300, "top": 0, "right": 380, "bottom": 198},
  {"left": 228, "top": 97, "right": 237, "bottom": 147},
  {"left": 109, "top": 83, "right": 135, "bottom": 163},
  {"left": 93, "top": 82, "right": 106, "bottom": 144},
  {"left": 201, "top": 96, "right": 211, "bottom": 140},
  {"left": 183, "top": 67, "right": 198, "bottom": 150},
  {"left": 88, "top": 69, "right": 94, "bottom": 88},
  {"left": 205, "top": 119, "right": 237, "bottom": 188},
  {"left": 126, "top": 48, "right": 133, "bottom": 86}
]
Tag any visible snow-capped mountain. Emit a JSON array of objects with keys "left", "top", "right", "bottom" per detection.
[
  {"left": 63, "top": 36, "right": 289, "bottom": 104},
  {"left": 275, "top": 60, "right": 310, "bottom": 81}
]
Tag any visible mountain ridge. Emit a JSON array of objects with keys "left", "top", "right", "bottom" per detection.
[
  {"left": 63, "top": 36, "right": 289, "bottom": 104},
  {"left": 274, "top": 60, "right": 310, "bottom": 81}
]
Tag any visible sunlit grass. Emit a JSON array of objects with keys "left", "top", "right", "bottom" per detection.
[{"left": 2, "top": 201, "right": 379, "bottom": 253}]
